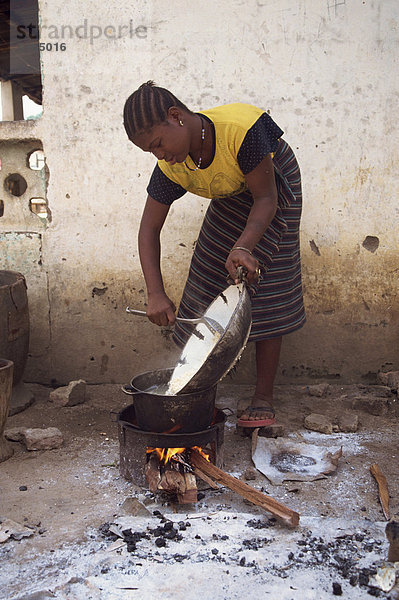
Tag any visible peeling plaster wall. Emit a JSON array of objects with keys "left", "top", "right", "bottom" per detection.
[{"left": 0, "top": 0, "right": 398, "bottom": 384}]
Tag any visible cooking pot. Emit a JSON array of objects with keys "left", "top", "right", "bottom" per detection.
[
  {"left": 122, "top": 367, "right": 216, "bottom": 433},
  {"left": 168, "top": 280, "right": 252, "bottom": 395}
]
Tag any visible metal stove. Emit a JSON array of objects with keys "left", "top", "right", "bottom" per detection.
[{"left": 117, "top": 404, "right": 226, "bottom": 487}]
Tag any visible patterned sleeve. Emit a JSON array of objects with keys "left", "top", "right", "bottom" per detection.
[
  {"left": 237, "top": 112, "right": 284, "bottom": 175},
  {"left": 146, "top": 164, "right": 187, "bottom": 205}
]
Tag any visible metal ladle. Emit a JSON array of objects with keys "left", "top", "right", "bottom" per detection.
[{"left": 125, "top": 307, "right": 224, "bottom": 336}]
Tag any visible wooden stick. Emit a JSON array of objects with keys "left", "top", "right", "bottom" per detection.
[
  {"left": 190, "top": 449, "right": 300, "bottom": 527},
  {"left": 193, "top": 467, "right": 220, "bottom": 490},
  {"left": 370, "top": 463, "right": 390, "bottom": 520}
]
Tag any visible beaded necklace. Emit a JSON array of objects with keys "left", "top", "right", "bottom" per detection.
[{"left": 184, "top": 117, "right": 205, "bottom": 172}]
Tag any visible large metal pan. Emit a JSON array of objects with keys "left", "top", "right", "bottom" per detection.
[{"left": 167, "top": 280, "right": 252, "bottom": 395}]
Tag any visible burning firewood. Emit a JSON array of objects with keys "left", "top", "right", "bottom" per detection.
[
  {"left": 145, "top": 450, "right": 198, "bottom": 504},
  {"left": 190, "top": 448, "right": 300, "bottom": 528}
]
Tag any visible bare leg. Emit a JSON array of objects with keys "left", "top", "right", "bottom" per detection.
[{"left": 240, "top": 337, "right": 282, "bottom": 421}]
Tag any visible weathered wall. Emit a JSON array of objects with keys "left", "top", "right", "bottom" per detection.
[{"left": 0, "top": 0, "right": 398, "bottom": 384}]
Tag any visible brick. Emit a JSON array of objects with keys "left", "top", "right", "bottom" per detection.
[
  {"left": 304, "top": 413, "right": 333, "bottom": 434},
  {"left": 49, "top": 379, "right": 86, "bottom": 407}
]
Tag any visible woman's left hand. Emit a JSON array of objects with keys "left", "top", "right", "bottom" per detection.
[{"left": 225, "top": 249, "right": 260, "bottom": 285}]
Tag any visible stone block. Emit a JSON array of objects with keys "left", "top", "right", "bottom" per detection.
[
  {"left": 307, "top": 383, "right": 330, "bottom": 397},
  {"left": 23, "top": 427, "right": 63, "bottom": 450},
  {"left": 120, "top": 497, "right": 151, "bottom": 516},
  {"left": 5, "top": 427, "right": 27, "bottom": 442},
  {"left": 243, "top": 467, "right": 257, "bottom": 481},
  {"left": 338, "top": 413, "right": 359, "bottom": 433},
  {"left": 386, "top": 371, "right": 399, "bottom": 393},
  {"left": 304, "top": 413, "right": 333, "bottom": 434},
  {"left": 49, "top": 379, "right": 86, "bottom": 407},
  {"left": 377, "top": 372, "right": 389, "bottom": 386},
  {"left": 352, "top": 396, "right": 389, "bottom": 416},
  {"left": 257, "top": 423, "right": 286, "bottom": 438},
  {"left": 357, "top": 384, "right": 392, "bottom": 398}
]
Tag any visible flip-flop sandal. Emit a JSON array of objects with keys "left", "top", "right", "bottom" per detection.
[{"left": 237, "top": 406, "right": 276, "bottom": 428}]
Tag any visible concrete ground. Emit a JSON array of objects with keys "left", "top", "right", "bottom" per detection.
[{"left": 1, "top": 380, "right": 398, "bottom": 600}]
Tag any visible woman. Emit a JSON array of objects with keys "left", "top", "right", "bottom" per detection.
[{"left": 123, "top": 81, "right": 305, "bottom": 426}]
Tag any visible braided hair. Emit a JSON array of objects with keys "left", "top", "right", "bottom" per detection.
[{"left": 123, "top": 81, "right": 192, "bottom": 140}]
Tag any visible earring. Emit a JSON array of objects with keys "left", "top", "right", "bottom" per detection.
[{"left": 179, "top": 120, "right": 184, "bottom": 126}]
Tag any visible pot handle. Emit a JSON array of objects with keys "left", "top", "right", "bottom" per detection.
[{"left": 121, "top": 384, "right": 137, "bottom": 396}]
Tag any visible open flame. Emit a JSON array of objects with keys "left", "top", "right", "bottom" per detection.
[{"left": 146, "top": 446, "right": 210, "bottom": 465}]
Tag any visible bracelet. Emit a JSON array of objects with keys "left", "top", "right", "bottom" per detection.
[{"left": 229, "top": 246, "right": 253, "bottom": 256}]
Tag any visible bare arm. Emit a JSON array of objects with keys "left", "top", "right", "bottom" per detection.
[
  {"left": 225, "top": 154, "right": 278, "bottom": 284},
  {"left": 138, "top": 195, "right": 176, "bottom": 325}
]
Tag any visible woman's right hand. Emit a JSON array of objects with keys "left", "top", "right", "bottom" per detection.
[{"left": 146, "top": 291, "right": 176, "bottom": 326}]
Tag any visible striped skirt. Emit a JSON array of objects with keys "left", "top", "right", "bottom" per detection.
[{"left": 173, "top": 138, "right": 306, "bottom": 347}]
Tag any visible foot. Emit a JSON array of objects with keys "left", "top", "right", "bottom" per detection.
[{"left": 237, "top": 395, "right": 275, "bottom": 427}]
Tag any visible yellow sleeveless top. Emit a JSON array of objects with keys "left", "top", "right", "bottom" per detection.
[{"left": 157, "top": 103, "right": 265, "bottom": 199}]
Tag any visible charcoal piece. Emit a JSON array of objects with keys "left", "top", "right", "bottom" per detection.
[
  {"left": 98, "top": 522, "right": 119, "bottom": 541},
  {"left": 246, "top": 519, "right": 270, "bottom": 529},
  {"left": 359, "top": 572, "right": 369, "bottom": 586},
  {"left": 164, "top": 529, "right": 177, "bottom": 539},
  {"left": 332, "top": 582, "right": 342, "bottom": 596},
  {"left": 212, "top": 548, "right": 219, "bottom": 555},
  {"left": 163, "top": 521, "right": 174, "bottom": 531},
  {"left": 288, "top": 552, "right": 294, "bottom": 560},
  {"left": 155, "top": 537, "right": 166, "bottom": 547},
  {"left": 153, "top": 510, "right": 163, "bottom": 517},
  {"left": 349, "top": 574, "right": 358, "bottom": 586},
  {"left": 19, "top": 486, "right": 28, "bottom": 491},
  {"left": 178, "top": 521, "right": 186, "bottom": 530},
  {"left": 197, "top": 492, "right": 205, "bottom": 500}
]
